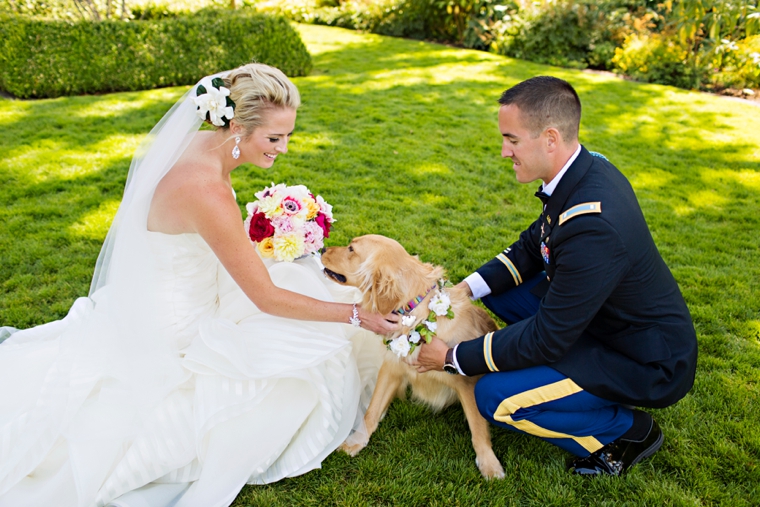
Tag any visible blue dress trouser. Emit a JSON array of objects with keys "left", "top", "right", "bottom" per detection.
[{"left": 475, "top": 273, "right": 634, "bottom": 457}]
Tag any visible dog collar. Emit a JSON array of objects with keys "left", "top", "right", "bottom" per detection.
[{"left": 393, "top": 284, "right": 436, "bottom": 315}]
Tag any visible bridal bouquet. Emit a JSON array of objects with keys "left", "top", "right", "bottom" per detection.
[{"left": 245, "top": 183, "right": 335, "bottom": 262}]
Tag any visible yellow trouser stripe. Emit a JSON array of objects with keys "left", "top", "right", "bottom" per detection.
[
  {"left": 483, "top": 332, "right": 498, "bottom": 372},
  {"left": 496, "top": 253, "right": 522, "bottom": 285},
  {"left": 493, "top": 378, "right": 604, "bottom": 453}
]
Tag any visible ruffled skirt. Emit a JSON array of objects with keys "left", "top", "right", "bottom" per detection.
[{"left": 0, "top": 258, "right": 382, "bottom": 507}]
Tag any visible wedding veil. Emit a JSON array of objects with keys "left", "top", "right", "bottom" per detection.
[{"left": 85, "top": 72, "right": 229, "bottom": 399}]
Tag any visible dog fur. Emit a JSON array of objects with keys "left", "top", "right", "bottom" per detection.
[{"left": 321, "top": 234, "right": 505, "bottom": 479}]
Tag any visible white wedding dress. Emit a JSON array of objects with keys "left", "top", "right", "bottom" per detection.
[
  {"left": 1, "top": 71, "right": 383, "bottom": 506},
  {"left": 0, "top": 231, "right": 383, "bottom": 507}
]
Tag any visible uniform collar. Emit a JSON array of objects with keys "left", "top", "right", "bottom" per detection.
[
  {"left": 541, "top": 144, "right": 581, "bottom": 197},
  {"left": 541, "top": 145, "right": 594, "bottom": 226}
]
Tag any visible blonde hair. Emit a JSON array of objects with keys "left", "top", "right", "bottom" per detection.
[{"left": 219, "top": 63, "right": 300, "bottom": 135}]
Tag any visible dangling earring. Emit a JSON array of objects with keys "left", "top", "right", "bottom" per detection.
[{"left": 232, "top": 136, "right": 241, "bottom": 160}]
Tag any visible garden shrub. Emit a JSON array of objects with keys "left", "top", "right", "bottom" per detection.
[
  {"left": 0, "top": 0, "right": 232, "bottom": 20},
  {"left": 0, "top": 9, "right": 312, "bottom": 99},
  {"left": 260, "top": 0, "right": 432, "bottom": 40},
  {"left": 497, "top": 1, "right": 598, "bottom": 69},
  {"left": 612, "top": 32, "right": 707, "bottom": 89},
  {"left": 493, "top": 0, "right": 661, "bottom": 70},
  {"left": 263, "top": 0, "right": 663, "bottom": 69},
  {"left": 259, "top": 0, "right": 759, "bottom": 92},
  {"left": 710, "top": 35, "right": 760, "bottom": 89}
]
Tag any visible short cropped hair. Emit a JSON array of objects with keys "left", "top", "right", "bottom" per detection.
[{"left": 498, "top": 76, "right": 581, "bottom": 141}]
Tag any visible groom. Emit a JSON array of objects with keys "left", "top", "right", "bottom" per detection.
[{"left": 417, "top": 76, "right": 698, "bottom": 476}]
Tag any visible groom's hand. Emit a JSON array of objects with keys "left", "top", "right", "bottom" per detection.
[
  {"left": 455, "top": 281, "right": 473, "bottom": 298},
  {"left": 415, "top": 337, "right": 448, "bottom": 373}
]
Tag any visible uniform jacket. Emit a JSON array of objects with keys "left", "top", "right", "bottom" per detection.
[{"left": 457, "top": 146, "right": 698, "bottom": 408}]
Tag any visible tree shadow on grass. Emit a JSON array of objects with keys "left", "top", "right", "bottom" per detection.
[
  {"left": 237, "top": 33, "right": 759, "bottom": 505},
  {"left": 1, "top": 28, "right": 759, "bottom": 504},
  {"left": 0, "top": 90, "right": 187, "bottom": 325}
]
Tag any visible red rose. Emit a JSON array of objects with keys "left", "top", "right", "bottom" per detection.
[
  {"left": 315, "top": 213, "right": 331, "bottom": 238},
  {"left": 248, "top": 212, "right": 274, "bottom": 242}
]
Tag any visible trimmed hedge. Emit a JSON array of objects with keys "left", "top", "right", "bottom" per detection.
[{"left": 0, "top": 9, "right": 312, "bottom": 99}]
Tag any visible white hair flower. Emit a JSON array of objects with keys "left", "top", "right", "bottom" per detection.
[
  {"left": 408, "top": 330, "right": 421, "bottom": 344},
  {"left": 193, "top": 77, "right": 235, "bottom": 127}
]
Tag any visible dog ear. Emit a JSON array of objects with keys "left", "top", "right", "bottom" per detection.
[
  {"left": 371, "top": 265, "right": 405, "bottom": 315},
  {"left": 358, "top": 256, "right": 404, "bottom": 315}
]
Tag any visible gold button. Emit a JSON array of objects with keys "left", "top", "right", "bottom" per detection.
[
  {"left": 547, "top": 276, "right": 551, "bottom": 281},
  {"left": 547, "top": 216, "right": 552, "bottom": 224}
]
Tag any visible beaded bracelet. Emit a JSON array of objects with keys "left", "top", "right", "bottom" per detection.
[{"left": 349, "top": 303, "right": 361, "bottom": 327}]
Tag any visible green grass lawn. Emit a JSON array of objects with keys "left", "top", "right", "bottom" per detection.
[{"left": 2, "top": 23, "right": 760, "bottom": 506}]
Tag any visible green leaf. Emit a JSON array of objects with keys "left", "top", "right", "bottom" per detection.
[{"left": 211, "top": 77, "right": 225, "bottom": 89}]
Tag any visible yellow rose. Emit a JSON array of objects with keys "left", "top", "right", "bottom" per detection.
[
  {"left": 273, "top": 232, "right": 305, "bottom": 262},
  {"left": 305, "top": 199, "right": 320, "bottom": 220},
  {"left": 257, "top": 237, "right": 275, "bottom": 258}
]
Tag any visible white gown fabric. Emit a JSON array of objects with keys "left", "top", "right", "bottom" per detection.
[{"left": 0, "top": 232, "right": 383, "bottom": 507}]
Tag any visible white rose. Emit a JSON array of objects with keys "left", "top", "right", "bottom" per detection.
[
  {"left": 389, "top": 335, "right": 411, "bottom": 357},
  {"left": 316, "top": 195, "right": 334, "bottom": 220},
  {"left": 424, "top": 320, "right": 437, "bottom": 332},
  {"left": 429, "top": 292, "right": 451, "bottom": 316},
  {"left": 255, "top": 183, "right": 287, "bottom": 201},
  {"left": 401, "top": 315, "right": 417, "bottom": 327},
  {"left": 409, "top": 330, "right": 421, "bottom": 344},
  {"left": 288, "top": 185, "right": 311, "bottom": 200}
]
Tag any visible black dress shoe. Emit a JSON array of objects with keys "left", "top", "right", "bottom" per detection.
[{"left": 568, "top": 417, "right": 664, "bottom": 476}]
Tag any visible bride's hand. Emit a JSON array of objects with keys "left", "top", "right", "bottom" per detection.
[{"left": 357, "top": 306, "right": 400, "bottom": 335}]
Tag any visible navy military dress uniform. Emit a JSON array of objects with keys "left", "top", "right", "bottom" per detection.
[{"left": 456, "top": 146, "right": 698, "bottom": 457}]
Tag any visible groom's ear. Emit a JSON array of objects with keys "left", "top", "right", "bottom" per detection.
[{"left": 544, "top": 127, "right": 561, "bottom": 152}]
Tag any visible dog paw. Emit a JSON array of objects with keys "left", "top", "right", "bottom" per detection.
[
  {"left": 475, "top": 456, "right": 505, "bottom": 480},
  {"left": 339, "top": 442, "right": 366, "bottom": 457}
]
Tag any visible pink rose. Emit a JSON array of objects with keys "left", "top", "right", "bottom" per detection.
[
  {"left": 248, "top": 212, "right": 274, "bottom": 242},
  {"left": 315, "top": 213, "right": 332, "bottom": 238}
]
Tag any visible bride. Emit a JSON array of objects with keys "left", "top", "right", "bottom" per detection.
[{"left": 0, "top": 64, "right": 398, "bottom": 507}]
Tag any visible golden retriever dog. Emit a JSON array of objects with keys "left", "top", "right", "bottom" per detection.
[{"left": 321, "top": 234, "right": 505, "bottom": 479}]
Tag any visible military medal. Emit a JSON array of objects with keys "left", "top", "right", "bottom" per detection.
[{"left": 541, "top": 240, "right": 550, "bottom": 264}]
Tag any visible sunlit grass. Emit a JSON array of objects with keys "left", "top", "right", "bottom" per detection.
[{"left": 1, "top": 22, "right": 759, "bottom": 506}]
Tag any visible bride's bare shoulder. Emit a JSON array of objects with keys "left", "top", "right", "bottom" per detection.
[
  {"left": 157, "top": 138, "right": 230, "bottom": 200},
  {"left": 149, "top": 140, "right": 235, "bottom": 233}
]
